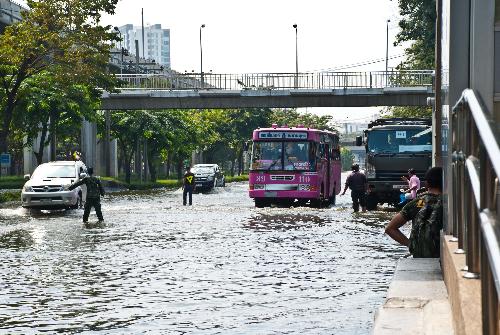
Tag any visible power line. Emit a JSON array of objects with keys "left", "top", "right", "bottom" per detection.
[{"left": 310, "top": 53, "right": 406, "bottom": 72}]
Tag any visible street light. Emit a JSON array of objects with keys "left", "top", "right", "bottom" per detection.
[
  {"left": 113, "top": 26, "right": 123, "bottom": 75},
  {"left": 293, "top": 24, "right": 298, "bottom": 88},
  {"left": 385, "top": 19, "right": 390, "bottom": 73},
  {"left": 200, "top": 24, "right": 205, "bottom": 88}
]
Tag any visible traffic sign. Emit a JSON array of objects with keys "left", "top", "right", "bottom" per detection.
[{"left": 0, "top": 153, "right": 11, "bottom": 167}]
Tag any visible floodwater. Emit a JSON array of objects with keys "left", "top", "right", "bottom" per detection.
[{"left": 0, "top": 174, "right": 408, "bottom": 334}]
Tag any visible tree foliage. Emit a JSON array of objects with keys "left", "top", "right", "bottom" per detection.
[
  {"left": 386, "top": 0, "right": 435, "bottom": 118},
  {"left": 340, "top": 147, "right": 354, "bottom": 172},
  {"left": 0, "top": 0, "right": 119, "bottom": 152},
  {"left": 395, "top": 0, "right": 436, "bottom": 70}
]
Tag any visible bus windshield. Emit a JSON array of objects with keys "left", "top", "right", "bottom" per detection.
[
  {"left": 367, "top": 128, "right": 432, "bottom": 154},
  {"left": 251, "top": 141, "right": 315, "bottom": 171}
]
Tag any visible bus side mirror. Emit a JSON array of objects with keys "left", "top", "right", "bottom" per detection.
[
  {"left": 355, "top": 136, "right": 363, "bottom": 146},
  {"left": 243, "top": 142, "right": 250, "bottom": 152}
]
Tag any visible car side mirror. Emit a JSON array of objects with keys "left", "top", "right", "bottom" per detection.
[
  {"left": 24, "top": 174, "right": 30, "bottom": 181},
  {"left": 80, "top": 173, "right": 87, "bottom": 179},
  {"left": 355, "top": 136, "right": 363, "bottom": 146}
]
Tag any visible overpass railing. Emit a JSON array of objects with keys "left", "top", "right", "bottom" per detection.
[
  {"left": 115, "top": 70, "right": 434, "bottom": 91},
  {"left": 451, "top": 89, "right": 500, "bottom": 335}
]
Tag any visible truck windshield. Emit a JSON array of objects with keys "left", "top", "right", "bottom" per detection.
[
  {"left": 251, "top": 141, "right": 315, "bottom": 171},
  {"left": 368, "top": 128, "right": 432, "bottom": 154}
]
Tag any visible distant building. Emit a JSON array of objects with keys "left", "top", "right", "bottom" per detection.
[
  {"left": 340, "top": 122, "right": 368, "bottom": 135},
  {"left": 117, "top": 24, "right": 171, "bottom": 69}
]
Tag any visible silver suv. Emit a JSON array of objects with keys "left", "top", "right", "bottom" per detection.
[{"left": 21, "top": 161, "right": 88, "bottom": 210}]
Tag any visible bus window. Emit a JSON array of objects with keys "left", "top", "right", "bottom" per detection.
[
  {"left": 251, "top": 142, "right": 282, "bottom": 170},
  {"left": 284, "top": 142, "right": 313, "bottom": 171}
]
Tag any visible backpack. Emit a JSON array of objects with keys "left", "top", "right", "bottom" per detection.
[{"left": 408, "top": 194, "right": 443, "bottom": 258}]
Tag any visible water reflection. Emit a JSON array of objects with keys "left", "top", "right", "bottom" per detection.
[
  {"left": 245, "top": 212, "right": 328, "bottom": 231},
  {"left": 0, "top": 229, "right": 35, "bottom": 249}
]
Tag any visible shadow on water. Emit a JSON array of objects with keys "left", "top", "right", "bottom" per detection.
[
  {"left": 0, "top": 229, "right": 35, "bottom": 249},
  {"left": 244, "top": 211, "right": 330, "bottom": 231}
]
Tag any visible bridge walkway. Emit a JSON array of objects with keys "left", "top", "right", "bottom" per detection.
[{"left": 101, "top": 70, "right": 434, "bottom": 109}]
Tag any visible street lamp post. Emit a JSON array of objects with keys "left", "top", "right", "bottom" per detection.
[
  {"left": 293, "top": 24, "right": 298, "bottom": 88},
  {"left": 385, "top": 19, "right": 390, "bottom": 73},
  {"left": 114, "top": 27, "right": 123, "bottom": 75},
  {"left": 200, "top": 24, "right": 205, "bottom": 88}
]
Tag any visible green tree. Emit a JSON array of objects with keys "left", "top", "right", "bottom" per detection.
[
  {"left": 395, "top": 0, "right": 436, "bottom": 70},
  {"left": 0, "top": 0, "right": 119, "bottom": 153},
  {"left": 205, "top": 108, "right": 272, "bottom": 176},
  {"left": 270, "top": 109, "right": 336, "bottom": 131},
  {"left": 386, "top": 0, "right": 436, "bottom": 118},
  {"left": 15, "top": 72, "right": 99, "bottom": 165},
  {"left": 340, "top": 147, "right": 354, "bottom": 172}
]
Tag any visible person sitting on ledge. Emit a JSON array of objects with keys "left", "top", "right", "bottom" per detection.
[{"left": 385, "top": 167, "right": 443, "bottom": 258}]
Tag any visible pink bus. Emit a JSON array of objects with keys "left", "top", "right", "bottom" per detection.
[{"left": 248, "top": 125, "right": 341, "bottom": 208}]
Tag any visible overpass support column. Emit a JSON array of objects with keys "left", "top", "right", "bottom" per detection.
[
  {"left": 81, "top": 120, "right": 97, "bottom": 170},
  {"left": 23, "top": 134, "right": 51, "bottom": 175},
  {"left": 96, "top": 138, "right": 118, "bottom": 177}
]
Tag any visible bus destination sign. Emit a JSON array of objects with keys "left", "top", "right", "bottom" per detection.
[{"left": 258, "top": 132, "right": 308, "bottom": 140}]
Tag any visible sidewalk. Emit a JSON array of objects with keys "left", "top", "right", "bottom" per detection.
[{"left": 372, "top": 258, "right": 454, "bottom": 335}]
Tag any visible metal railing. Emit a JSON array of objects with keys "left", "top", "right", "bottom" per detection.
[
  {"left": 451, "top": 89, "right": 500, "bottom": 335},
  {"left": 115, "top": 70, "right": 434, "bottom": 91}
]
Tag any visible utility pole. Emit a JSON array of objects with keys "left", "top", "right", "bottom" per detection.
[
  {"left": 141, "top": 8, "right": 145, "bottom": 59},
  {"left": 433, "top": 0, "right": 443, "bottom": 167},
  {"left": 293, "top": 24, "right": 298, "bottom": 88},
  {"left": 200, "top": 24, "right": 205, "bottom": 88},
  {"left": 385, "top": 19, "right": 390, "bottom": 73},
  {"left": 135, "top": 40, "right": 140, "bottom": 73}
]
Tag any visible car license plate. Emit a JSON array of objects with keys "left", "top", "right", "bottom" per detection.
[
  {"left": 393, "top": 185, "right": 407, "bottom": 189},
  {"left": 196, "top": 184, "right": 202, "bottom": 187},
  {"left": 264, "top": 191, "right": 277, "bottom": 197}
]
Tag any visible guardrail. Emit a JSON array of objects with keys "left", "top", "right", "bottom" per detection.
[
  {"left": 115, "top": 70, "right": 434, "bottom": 91},
  {"left": 451, "top": 89, "right": 500, "bottom": 335}
]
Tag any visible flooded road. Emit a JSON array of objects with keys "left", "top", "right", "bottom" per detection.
[{"left": 0, "top": 176, "right": 408, "bottom": 334}]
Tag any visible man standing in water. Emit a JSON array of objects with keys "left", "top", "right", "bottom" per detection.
[
  {"left": 341, "top": 164, "right": 367, "bottom": 212},
  {"left": 182, "top": 166, "right": 195, "bottom": 206},
  {"left": 68, "top": 167, "right": 105, "bottom": 222}
]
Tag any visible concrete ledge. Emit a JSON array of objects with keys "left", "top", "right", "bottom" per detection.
[
  {"left": 441, "top": 235, "right": 482, "bottom": 335},
  {"left": 373, "top": 258, "right": 454, "bottom": 335}
]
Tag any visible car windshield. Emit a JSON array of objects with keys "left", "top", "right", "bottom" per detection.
[
  {"left": 192, "top": 167, "right": 214, "bottom": 174},
  {"left": 251, "top": 141, "right": 315, "bottom": 171},
  {"left": 32, "top": 165, "right": 76, "bottom": 178},
  {"left": 367, "top": 128, "right": 432, "bottom": 154}
]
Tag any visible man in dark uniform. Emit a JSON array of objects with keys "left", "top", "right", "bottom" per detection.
[
  {"left": 68, "top": 167, "right": 105, "bottom": 222},
  {"left": 385, "top": 167, "right": 443, "bottom": 258},
  {"left": 182, "top": 166, "right": 195, "bottom": 206},
  {"left": 341, "top": 164, "right": 368, "bottom": 212}
]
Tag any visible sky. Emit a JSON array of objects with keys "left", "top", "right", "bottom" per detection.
[{"left": 19, "top": 0, "right": 408, "bottom": 123}]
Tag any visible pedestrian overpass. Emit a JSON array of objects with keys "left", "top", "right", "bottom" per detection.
[{"left": 101, "top": 70, "right": 434, "bottom": 110}]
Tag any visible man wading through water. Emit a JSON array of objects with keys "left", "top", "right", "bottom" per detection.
[
  {"left": 341, "top": 164, "right": 368, "bottom": 212},
  {"left": 69, "top": 167, "right": 105, "bottom": 222},
  {"left": 182, "top": 166, "right": 195, "bottom": 206}
]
